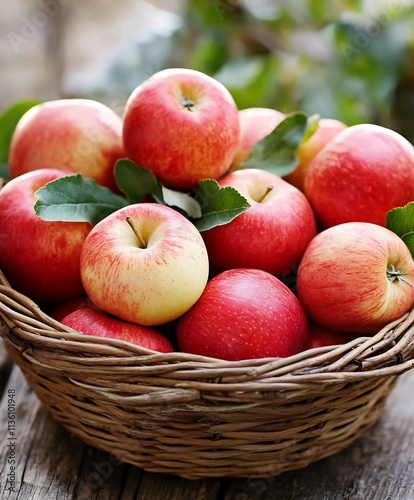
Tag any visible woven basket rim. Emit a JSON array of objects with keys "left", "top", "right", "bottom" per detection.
[
  {"left": 2, "top": 266, "right": 414, "bottom": 479},
  {"left": 1, "top": 267, "right": 414, "bottom": 386}
]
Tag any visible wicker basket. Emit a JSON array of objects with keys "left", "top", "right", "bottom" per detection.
[{"left": 1, "top": 268, "right": 414, "bottom": 480}]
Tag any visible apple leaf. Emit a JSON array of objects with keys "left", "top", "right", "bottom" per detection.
[
  {"left": 386, "top": 202, "right": 414, "bottom": 258},
  {"left": 194, "top": 179, "right": 250, "bottom": 231},
  {"left": 115, "top": 159, "right": 163, "bottom": 203},
  {"left": 115, "top": 159, "right": 202, "bottom": 218},
  {"left": 239, "top": 111, "right": 309, "bottom": 176},
  {"left": 33, "top": 162, "right": 250, "bottom": 231},
  {"left": 0, "top": 163, "right": 9, "bottom": 183},
  {"left": 34, "top": 174, "right": 129, "bottom": 226},
  {"left": 161, "top": 186, "right": 202, "bottom": 219},
  {"left": 114, "top": 161, "right": 249, "bottom": 229},
  {"left": 301, "top": 114, "right": 320, "bottom": 144},
  {"left": 0, "top": 99, "right": 42, "bottom": 165}
]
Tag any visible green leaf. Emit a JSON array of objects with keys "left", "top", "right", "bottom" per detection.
[
  {"left": 194, "top": 179, "right": 250, "bottom": 232},
  {"left": 239, "top": 111, "right": 309, "bottom": 176},
  {"left": 161, "top": 186, "right": 202, "bottom": 219},
  {"left": 386, "top": 202, "right": 414, "bottom": 258},
  {"left": 0, "top": 99, "right": 41, "bottom": 163},
  {"left": 115, "top": 159, "right": 203, "bottom": 219},
  {"left": 215, "top": 56, "right": 282, "bottom": 111},
  {"left": 34, "top": 174, "right": 129, "bottom": 226},
  {"left": 0, "top": 163, "right": 9, "bottom": 182},
  {"left": 115, "top": 160, "right": 249, "bottom": 231},
  {"left": 186, "top": 37, "right": 228, "bottom": 75},
  {"left": 115, "top": 159, "right": 163, "bottom": 203},
  {"left": 301, "top": 114, "right": 320, "bottom": 144}
]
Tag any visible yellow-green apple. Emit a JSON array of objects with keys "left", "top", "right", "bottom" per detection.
[
  {"left": 201, "top": 168, "right": 317, "bottom": 278},
  {"left": 0, "top": 168, "right": 91, "bottom": 304},
  {"left": 232, "top": 107, "right": 286, "bottom": 166},
  {"left": 122, "top": 68, "right": 240, "bottom": 191},
  {"left": 177, "top": 268, "right": 308, "bottom": 361},
  {"left": 80, "top": 203, "right": 209, "bottom": 326},
  {"left": 61, "top": 307, "right": 173, "bottom": 353},
  {"left": 304, "top": 123, "right": 414, "bottom": 228},
  {"left": 8, "top": 99, "right": 124, "bottom": 192},
  {"left": 283, "top": 118, "right": 347, "bottom": 192},
  {"left": 306, "top": 322, "right": 359, "bottom": 350},
  {"left": 296, "top": 222, "right": 414, "bottom": 334}
]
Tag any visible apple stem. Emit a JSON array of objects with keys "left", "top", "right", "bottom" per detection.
[
  {"left": 387, "top": 264, "right": 411, "bottom": 285},
  {"left": 180, "top": 96, "right": 194, "bottom": 111},
  {"left": 126, "top": 217, "right": 147, "bottom": 249},
  {"left": 257, "top": 185, "right": 274, "bottom": 203}
]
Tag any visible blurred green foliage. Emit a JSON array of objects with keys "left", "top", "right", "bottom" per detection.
[
  {"left": 0, "top": 99, "right": 42, "bottom": 180},
  {"left": 99, "top": 0, "right": 414, "bottom": 141},
  {"left": 177, "top": 0, "right": 414, "bottom": 131}
]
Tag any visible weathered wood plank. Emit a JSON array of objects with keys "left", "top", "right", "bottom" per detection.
[
  {"left": 0, "top": 343, "right": 13, "bottom": 396},
  {"left": 73, "top": 449, "right": 139, "bottom": 500},
  {"left": 136, "top": 472, "right": 222, "bottom": 500},
  {"left": 0, "top": 364, "right": 84, "bottom": 499},
  {"left": 0, "top": 362, "right": 143, "bottom": 500}
]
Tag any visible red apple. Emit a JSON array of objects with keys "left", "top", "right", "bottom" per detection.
[
  {"left": 232, "top": 107, "right": 286, "bottom": 166},
  {"left": 177, "top": 268, "right": 308, "bottom": 361},
  {"left": 283, "top": 118, "right": 347, "bottom": 192},
  {"left": 46, "top": 295, "right": 101, "bottom": 322},
  {"left": 61, "top": 308, "right": 173, "bottom": 353},
  {"left": 8, "top": 99, "right": 124, "bottom": 192},
  {"left": 296, "top": 222, "right": 414, "bottom": 333},
  {"left": 122, "top": 68, "right": 240, "bottom": 191},
  {"left": 304, "top": 123, "right": 414, "bottom": 228},
  {"left": 80, "top": 203, "right": 209, "bottom": 326},
  {"left": 0, "top": 168, "right": 91, "bottom": 304},
  {"left": 201, "top": 168, "right": 317, "bottom": 278},
  {"left": 306, "top": 322, "right": 359, "bottom": 350}
]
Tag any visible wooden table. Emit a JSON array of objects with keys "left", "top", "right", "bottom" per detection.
[{"left": 1, "top": 342, "right": 414, "bottom": 500}]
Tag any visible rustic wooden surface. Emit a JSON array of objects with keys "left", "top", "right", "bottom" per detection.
[{"left": 1, "top": 340, "right": 414, "bottom": 500}]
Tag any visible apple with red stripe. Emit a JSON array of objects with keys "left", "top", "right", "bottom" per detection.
[
  {"left": 297, "top": 222, "right": 414, "bottom": 334},
  {"left": 122, "top": 68, "right": 240, "bottom": 191},
  {"left": 61, "top": 307, "right": 173, "bottom": 353},
  {"left": 306, "top": 322, "right": 359, "bottom": 350},
  {"left": 8, "top": 99, "right": 124, "bottom": 192},
  {"left": 177, "top": 268, "right": 308, "bottom": 361},
  {"left": 80, "top": 203, "right": 210, "bottom": 326},
  {"left": 201, "top": 168, "right": 317, "bottom": 278},
  {"left": 304, "top": 124, "right": 414, "bottom": 228},
  {"left": 0, "top": 168, "right": 91, "bottom": 304}
]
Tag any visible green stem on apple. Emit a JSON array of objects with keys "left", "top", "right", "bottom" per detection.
[
  {"left": 257, "top": 185, "right": 274, "bottom": 203},
  {"left": 126, "top": 216, "right": 147, "bottom": 249}
]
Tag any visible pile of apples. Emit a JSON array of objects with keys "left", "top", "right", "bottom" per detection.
[{"left": 1, "top": 67, "right": 414, "bottom": 361}]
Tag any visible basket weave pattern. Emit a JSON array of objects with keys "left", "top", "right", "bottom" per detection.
[{"left": 1, "top": 268, "right": 414, "bottom": 479}]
